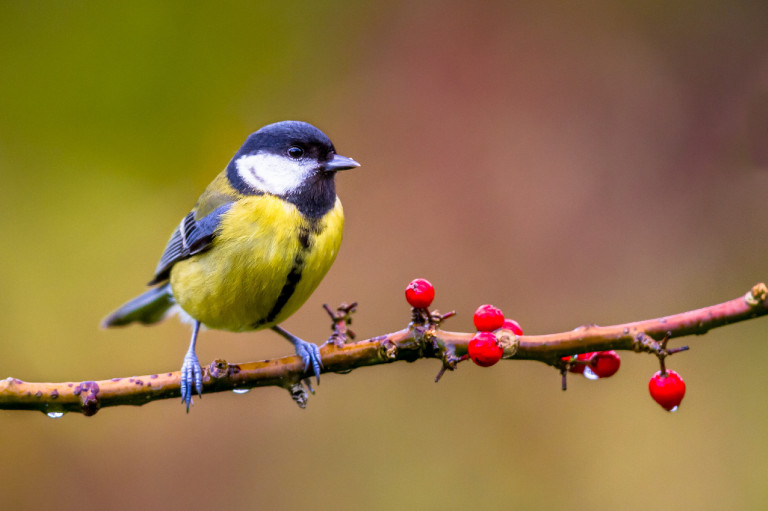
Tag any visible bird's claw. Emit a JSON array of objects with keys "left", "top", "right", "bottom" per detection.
[
  {"left": 180, "top": 350, "right": 203, "bottom": 412},
  {"left": 293, "top": 339, "right": 322, "bottom": 384}
]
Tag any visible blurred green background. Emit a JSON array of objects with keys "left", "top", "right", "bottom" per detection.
[{"left": 1, "top": 1, "right": 767, "bottom": 509}]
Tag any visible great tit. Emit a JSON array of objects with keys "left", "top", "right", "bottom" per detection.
[{"left": 102, "top": 121, "right": 360, "bottom": 411}]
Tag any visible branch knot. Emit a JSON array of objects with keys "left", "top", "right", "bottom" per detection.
[
  {"left": 746, "top": 282, "right": 768, "bottom": 306},
  {"left": 498, "top": 330, "right": 519, "bottom": 358}
]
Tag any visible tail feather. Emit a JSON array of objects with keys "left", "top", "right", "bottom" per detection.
[{"left": 102, "top": 282, "right": 175, "bottom": 328}]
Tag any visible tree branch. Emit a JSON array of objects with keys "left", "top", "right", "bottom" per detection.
[{"left": 2, "top": 283, "right": 766, "bottom": 417}]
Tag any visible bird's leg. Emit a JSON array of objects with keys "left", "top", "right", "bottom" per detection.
[
  {"left": 180, "top": 320, "right": 203, "bottom": 412},
  {"left": 272, "top": 325, "right": 323, "bottom": 384}
]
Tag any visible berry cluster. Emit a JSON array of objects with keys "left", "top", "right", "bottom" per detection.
[
  {"left": 405, "top": 281, "right": 524, "bottom": 369},
  {"left": 404, "top": 279, "right": 688, "bottom": 412},
  {"left": 468, "top": 304, "right": 523, "bottom": 367}
]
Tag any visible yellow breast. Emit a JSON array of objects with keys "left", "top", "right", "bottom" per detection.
[{"left": 169, "top": 194, "right": 344, "bottom": 331}]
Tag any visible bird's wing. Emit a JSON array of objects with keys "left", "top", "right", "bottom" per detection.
[{"left": 148, "top": 202, "right": 233, "bottom": 285}]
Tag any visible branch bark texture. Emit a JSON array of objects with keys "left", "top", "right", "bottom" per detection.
[{"left": 2, "top": 283, "right": 766, "bottom": 416}]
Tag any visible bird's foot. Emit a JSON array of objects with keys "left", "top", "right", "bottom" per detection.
[
  {"left": 272, "top": 325, "right": 323, "bottom": 384},
  {"left": 292, "top": 338, "right": 323, "bottom": 384},
  {"left": 180, "top": 350, "right": 203, "bottom": 412}
]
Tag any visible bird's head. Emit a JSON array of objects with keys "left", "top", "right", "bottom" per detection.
[{"left": 227, "top": 121, "right": 359, "bottom": 198}]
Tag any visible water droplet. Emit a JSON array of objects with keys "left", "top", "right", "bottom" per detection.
[
  {"left": 668, "top": 406, "right": 679, "bottom": 413},
  {"left": 583, "top": 367, "right": 599, "bottom": 380},
  {"left": 46, "top": 411, "right": 65, "bottom": 419},
  {"left": 232, "top": 388, "right": 250, "bottom": 394}
]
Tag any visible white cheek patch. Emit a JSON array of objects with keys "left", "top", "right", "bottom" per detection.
[{"left": 235, "top": 153, "right": 314, "bottom": 195}]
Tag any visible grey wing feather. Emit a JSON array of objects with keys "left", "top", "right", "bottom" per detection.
[{"left": 148, "top": 203, "right": 233, "bottom": 285}]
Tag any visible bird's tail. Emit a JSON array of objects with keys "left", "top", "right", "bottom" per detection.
[{"left": 101, "top": 282, "right": 176, "bottom": 328}]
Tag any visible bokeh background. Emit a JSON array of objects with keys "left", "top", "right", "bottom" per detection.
[{"left": 1, "top": 1, "right": 767, "bottom": 509}]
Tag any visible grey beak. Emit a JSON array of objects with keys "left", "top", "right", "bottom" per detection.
[{"left": 323, "top": 154, "right": 360, "bottom": 172}]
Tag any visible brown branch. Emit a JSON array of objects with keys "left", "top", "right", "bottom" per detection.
[{"left": 2, "top": 283, "right": 766, "bottom": 417}]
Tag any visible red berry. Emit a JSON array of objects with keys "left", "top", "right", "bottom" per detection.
[
  {"left": 405, "top": 278, "right": 435, "bottom": 308},
  {"left": 473, "top": 304, "right": 505, "bottom": 332},
  {"left": 502, "top": 318, "right": 523, "bottom": 335},
  {"left": 589, "top": 351, "right": 621, "bottom": 378},
  {"left": 468, "top": 331, "right": 503, "bottom": 367},
  {"left": 562, "top": 352, "right": 593, "bottom": 374},
  {"left": 648, "top": 370, "right": 686, "bottom": 411}
]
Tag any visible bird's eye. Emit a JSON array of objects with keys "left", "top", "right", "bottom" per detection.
[{"left": 287, "top": 146, "right": 304, "bottom": 159}]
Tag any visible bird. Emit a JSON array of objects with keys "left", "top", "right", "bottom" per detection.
[{"left": 102, "top": 121, "right": 360, "bottom": 411}]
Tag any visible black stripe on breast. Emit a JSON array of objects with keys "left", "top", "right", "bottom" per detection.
[
  {"left": 260, "top": 254, "right": 305, "bottom": 326},
  {"left": 252, "top": 222, "right": 319, "bottom": 328}
]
